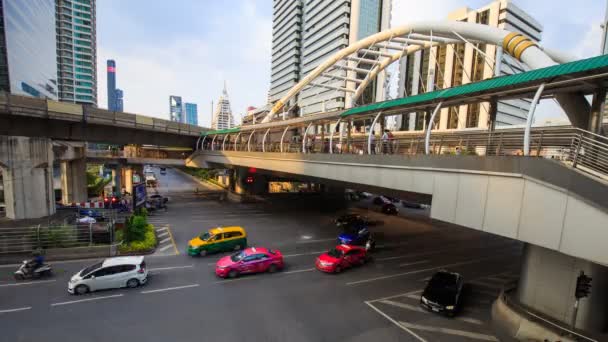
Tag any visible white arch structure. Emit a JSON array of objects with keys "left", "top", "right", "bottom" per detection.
[{"left": 262, "top": 21, "right": 589, "bottom": 128}]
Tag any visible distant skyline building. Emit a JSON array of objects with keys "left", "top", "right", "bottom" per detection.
[
  {"left": 169, "top": 95, "right": 183, "bottom": 123},
  {"left": 211, "top": 83, "right": 234, "bottom": 129},
  {"left": 269, "top": 0, "right": 391, "bottom": 117},
  {"left": 396, "top": 0, "right": 543, "bottom": 130},
  {"left": 56, "top": 0, "right": 97, "bottom": 105},
  {"left": 0, "top": 0, "right": 58, "bottom": 99},
  {"left": 107, "top": 60, "right": 117, "bottom": 111},
  {"left": 115, "top": 88, "right": 123, "bottom": 112},
  {"left": 185, "top": 102, "right": 198, "bottom": 126}
]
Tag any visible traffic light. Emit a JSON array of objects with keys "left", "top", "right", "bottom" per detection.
[{"left": 575, "top": 272, "right": 592, "bottom": 299}]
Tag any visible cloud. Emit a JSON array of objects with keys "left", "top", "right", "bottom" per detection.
[{"left": 97, "top": 1, "right": 271, "bottom": 127}]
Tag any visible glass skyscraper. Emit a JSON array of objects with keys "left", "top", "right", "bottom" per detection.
[
  {"left": 56, "top": 0, "right": 97, "bottom": 105},
  {"left": 0, "top": 0, "right": 58, "bottom": 99},
  {"left": 115, "top": 88, "right": 123, "bottom": 112},
  {"left": 107, "top": 59, "right": 117, "bottom": 110},
  {"left": 169, "top": 95, "right": 183, "bottom": 123},
  {"left": 185, "top": 102, "right": 198, "bottom": 126}
]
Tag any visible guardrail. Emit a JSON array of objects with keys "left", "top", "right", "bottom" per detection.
[
  {"left": 0, "top": 222, "right": 115, "bottom": 254},
  {"left": 201, "top": 126, "right": 608, "bottom": 181},
  {"left": 0, "top": 92, "right": 207, "bottom": 137}
]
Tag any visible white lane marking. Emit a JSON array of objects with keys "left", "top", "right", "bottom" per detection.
[
  {"left": 405, "top": 293, "right": 422, "bottom": 300},
  {"left": 0, "top": 306, "right": 31, "bottom": 314},
  {"left": 457, "top": 317, "right": 485, "bottom": 325},
  {"left": 365, "top": 302, "right": 427, "bottom": 342},
  {"left": 51, "top": 294, "right": 123, "bottom": 307},
  {"left": 419, "top": 277, "right": 432, "bottom": 282},
  {"left": 368, "top": 289, "right": 423, "bottom": 303},
  {"left": 283, "top": 268, "right": 315, "bottom": 274},
  {"left": 214, "top": 276, "right": 259, "bottom": 284},
  {"left": 156, "top": 227, "right": 168, "bottom": 232},
  {"left": 399, "top": 260, "right": 430, "bottom": 268},
  {"left": 379, "top": 300, "right": 426, "bottom": 313},
  {"left": 159, "top": 244, "right": 174, "bottom": 252},
  {"left": 0, "top": 279, "right": 57, "bottom": 287},
  {"left": 397, "top": 321, "right": 499, "bottom": 341},
  {"left": 347, "top": 257, "right": 495, "bottom": 286},
  {"left": 471, "top": 280, "right": 504, "bottom": 290},
  {"left": 159, "top": 237, "right": 171, "bottom": 244},
  {"left": 148, "top": 265, "right": 194, "bottom": 272},
  {"left": 157, "top": 232, "right": 169, "bottom": 238},
  {"left": 141, "top": 284, "right": 199, "bottom": 294},
  {"left": 296, "top": 238, "right": 336, "bottom": 244}
]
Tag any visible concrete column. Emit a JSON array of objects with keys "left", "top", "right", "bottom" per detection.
[
  {"left": 60, "top": 158, "right": 87, "bottom": 204},
  {"left": 516, "top": 243, "right": 608, "bottom": 333},
  {"left": 111, "top": 166, "right": 122, "bottom": 196},
  {"left": 0, "top": 136, "right": 55, "bottom": 219},
  {"left": 124, "top": 168, "right": 133, "bottom": 195},
  {"left": 589, "top": 88, "right": 606, "bottom": 135}
]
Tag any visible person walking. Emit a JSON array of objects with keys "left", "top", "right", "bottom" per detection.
[
  {"left": 370, "top": 131, "right": 376, "bottom": 154},
  {"left": 382, "top": 129, "right": 389, "bottom": 154}
]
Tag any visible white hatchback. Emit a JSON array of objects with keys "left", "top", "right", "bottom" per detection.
[{"left": 68, "top": 256, "right": 148, "bottom": 295}]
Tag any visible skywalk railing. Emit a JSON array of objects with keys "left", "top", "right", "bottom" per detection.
[{"left": 200, "top": 126, "right": 608, "bottom": 181}]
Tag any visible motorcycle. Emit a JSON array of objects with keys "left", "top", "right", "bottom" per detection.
[{"left": 14, "top": 260, "right": 53, "bottom": 281}]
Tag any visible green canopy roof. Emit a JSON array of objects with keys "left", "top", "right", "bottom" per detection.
[
  {"left": 201, "top": 127, "right": 241, "bottom": 136},
  {"left": 342, "top": 54, "right": 608, "bottom": 117}
]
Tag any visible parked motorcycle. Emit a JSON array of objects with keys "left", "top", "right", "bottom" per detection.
[{"left": 14, "top": 260, "right": 53, "bottom": 280}]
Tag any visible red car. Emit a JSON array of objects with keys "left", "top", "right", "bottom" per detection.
[
  {"left": 315, "top": 244, "right": 369, "bottom": 273},
  {"left": 215, "top": 247, "right": 284, "bottom": 278}
]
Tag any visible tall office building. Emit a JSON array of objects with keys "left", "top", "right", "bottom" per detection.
[
  {"left": 269, "top": 0, "right": 391, "bottom": 116},
  {"left": 107, "top": 59, "right": 117, "bottom": 110},
  {"left": 185, "top": 102, "right": 198, "bottom": 126},
  {"left": 269, "top": 0, "right": 303, "bottom": 107},
  {"left": 115, "top": 88, "right": 123, "bottom": 112},
  {"left": 169, "top": 95, "right": 183, "bottom": 123},
  {"left": 396, "top": 0, "right": 542, "bottom": 130},
  {"left": 0, "top": 0, "right": 58, "bottom": 99},
  {"left": 56, "top": 0, "right": 97, "bottom": 105},
  {"left": 211, "top": 83, "right": 234, "bottom": 130}
]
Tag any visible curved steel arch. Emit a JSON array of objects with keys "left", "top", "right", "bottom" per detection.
[{"left": 262, "top": 20, "right": 589, "bottom": 128}]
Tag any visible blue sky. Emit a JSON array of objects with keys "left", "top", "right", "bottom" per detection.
[{"left": 96, "top": 0, "right": 606, "bottom": 126}]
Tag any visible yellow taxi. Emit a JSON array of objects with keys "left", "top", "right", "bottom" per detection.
[{"left": 187, "top": 226, "right": 247, "bottom": 256}]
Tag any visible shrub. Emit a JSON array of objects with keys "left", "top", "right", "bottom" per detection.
[
  {"left": 119, "top": 224, "right": 157, "bottom": 253},
  {"left": 124, "top": 215, "right": 148, "bottom": 243}
]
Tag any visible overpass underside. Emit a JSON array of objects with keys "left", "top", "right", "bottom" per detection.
[{"left": 189, "top": 151, "right": 608, "bottom": 267}]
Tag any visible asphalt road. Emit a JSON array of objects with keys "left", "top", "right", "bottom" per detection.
[{"left": 0, "top": 167, "right": 522, "bottom": 342}]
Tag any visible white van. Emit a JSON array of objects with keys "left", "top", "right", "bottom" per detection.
[{"left": 68, "top": 256, "right": 147, "bottom": 295}]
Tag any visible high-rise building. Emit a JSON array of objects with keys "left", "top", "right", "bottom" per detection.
[
  {"left": 269, "top": 0, "right": 303, "bottom": 106},
  {"left": 169, "top": 95, "right": 183, "bottom": 123},
  {"left": 107, "top": 59, "right": 117, "bottom": 110},
  {"left": 115, "top": 88, "right": 123, "bottom": 112},
  {"left": 185, "top": 102, "right": 198, "bottom": 126},
  {"left": 396, "top": 0, "right": 543, "bottom": 130},
  {"left": 269, "top": 0, "right": 391, "bottom": 116},
  {"left": 0, "top": 0, "right": 58, "bottom": 99},
  {"left": 211, "top": 83, "right": 234, "bottom": 130},
  {"left": 56, "top": 0, "right": 97, "bottom": 105}
]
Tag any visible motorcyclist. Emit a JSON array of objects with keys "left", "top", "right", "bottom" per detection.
[{"left": 27, "top": 249, "right": 44, "bottom": 273}]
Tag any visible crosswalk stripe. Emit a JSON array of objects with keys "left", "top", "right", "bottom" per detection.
[
  {"left": 159, "top": 244, "right": 173, "bottom": 252},
  {"left": 157, "top": 232, "right": 169, "bottom": 238},
  {"left": 156, "top": 227, "right": 168, "bottom": 232},
  {"left": 159, "top": 237, "right": 171, "bottom": 244},
  {"left": 398, "top": 321, "right": 499, "bottom": 341}
]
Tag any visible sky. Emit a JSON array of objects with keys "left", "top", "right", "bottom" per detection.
[{"left": 96, "top": 0, "right": 607, "bottom": 127}]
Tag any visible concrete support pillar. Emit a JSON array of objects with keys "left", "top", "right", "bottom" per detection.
[
  {"left": 589, "top": 88, "right": 606, "bottom": 135},
  {"left": 124, "top": 168, "right": 133, "bottom": 195},
  {"left": 111, "top": 166, "right": 122, "bottom": 196},
  {"left": 515, "top": 243, "right": 608, "bottom": 333},
  {"left": 60, "top": 158, "right": 87, "bottom": 204},
  {"left": 0, "top": 136, "right": 55, "bottom": 219}
]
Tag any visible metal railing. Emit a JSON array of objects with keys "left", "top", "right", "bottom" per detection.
[
  {"left": 200, "top": 126, "right": 608, "bottom": 181},
  {"left": 0, "top": 222, "right": 115, "bottom": 254}
]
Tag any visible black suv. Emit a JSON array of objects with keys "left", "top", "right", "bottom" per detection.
[
  {"left": 335, "top": 214, "right": 369, "bottom": 227},
  {"left": 420, "top": 270, "right": 464, "bottom": 316}
]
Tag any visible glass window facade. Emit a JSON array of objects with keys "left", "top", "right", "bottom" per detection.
[
  {"left": 185, "top": 102, "right": 198, "bottom": 126},
  {"left": 1, "top": 0, "right": 58, "bottom": 99},
  {"left": 170, "top": 95, "right": 183, "bottom": 123},
  {"left": 358, "top": 0, "right": 381, "bottom": 40}
]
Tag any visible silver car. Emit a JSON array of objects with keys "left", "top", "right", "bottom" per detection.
[{"left": 68, "top": 256, "right": 148, "bottom": 295}]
